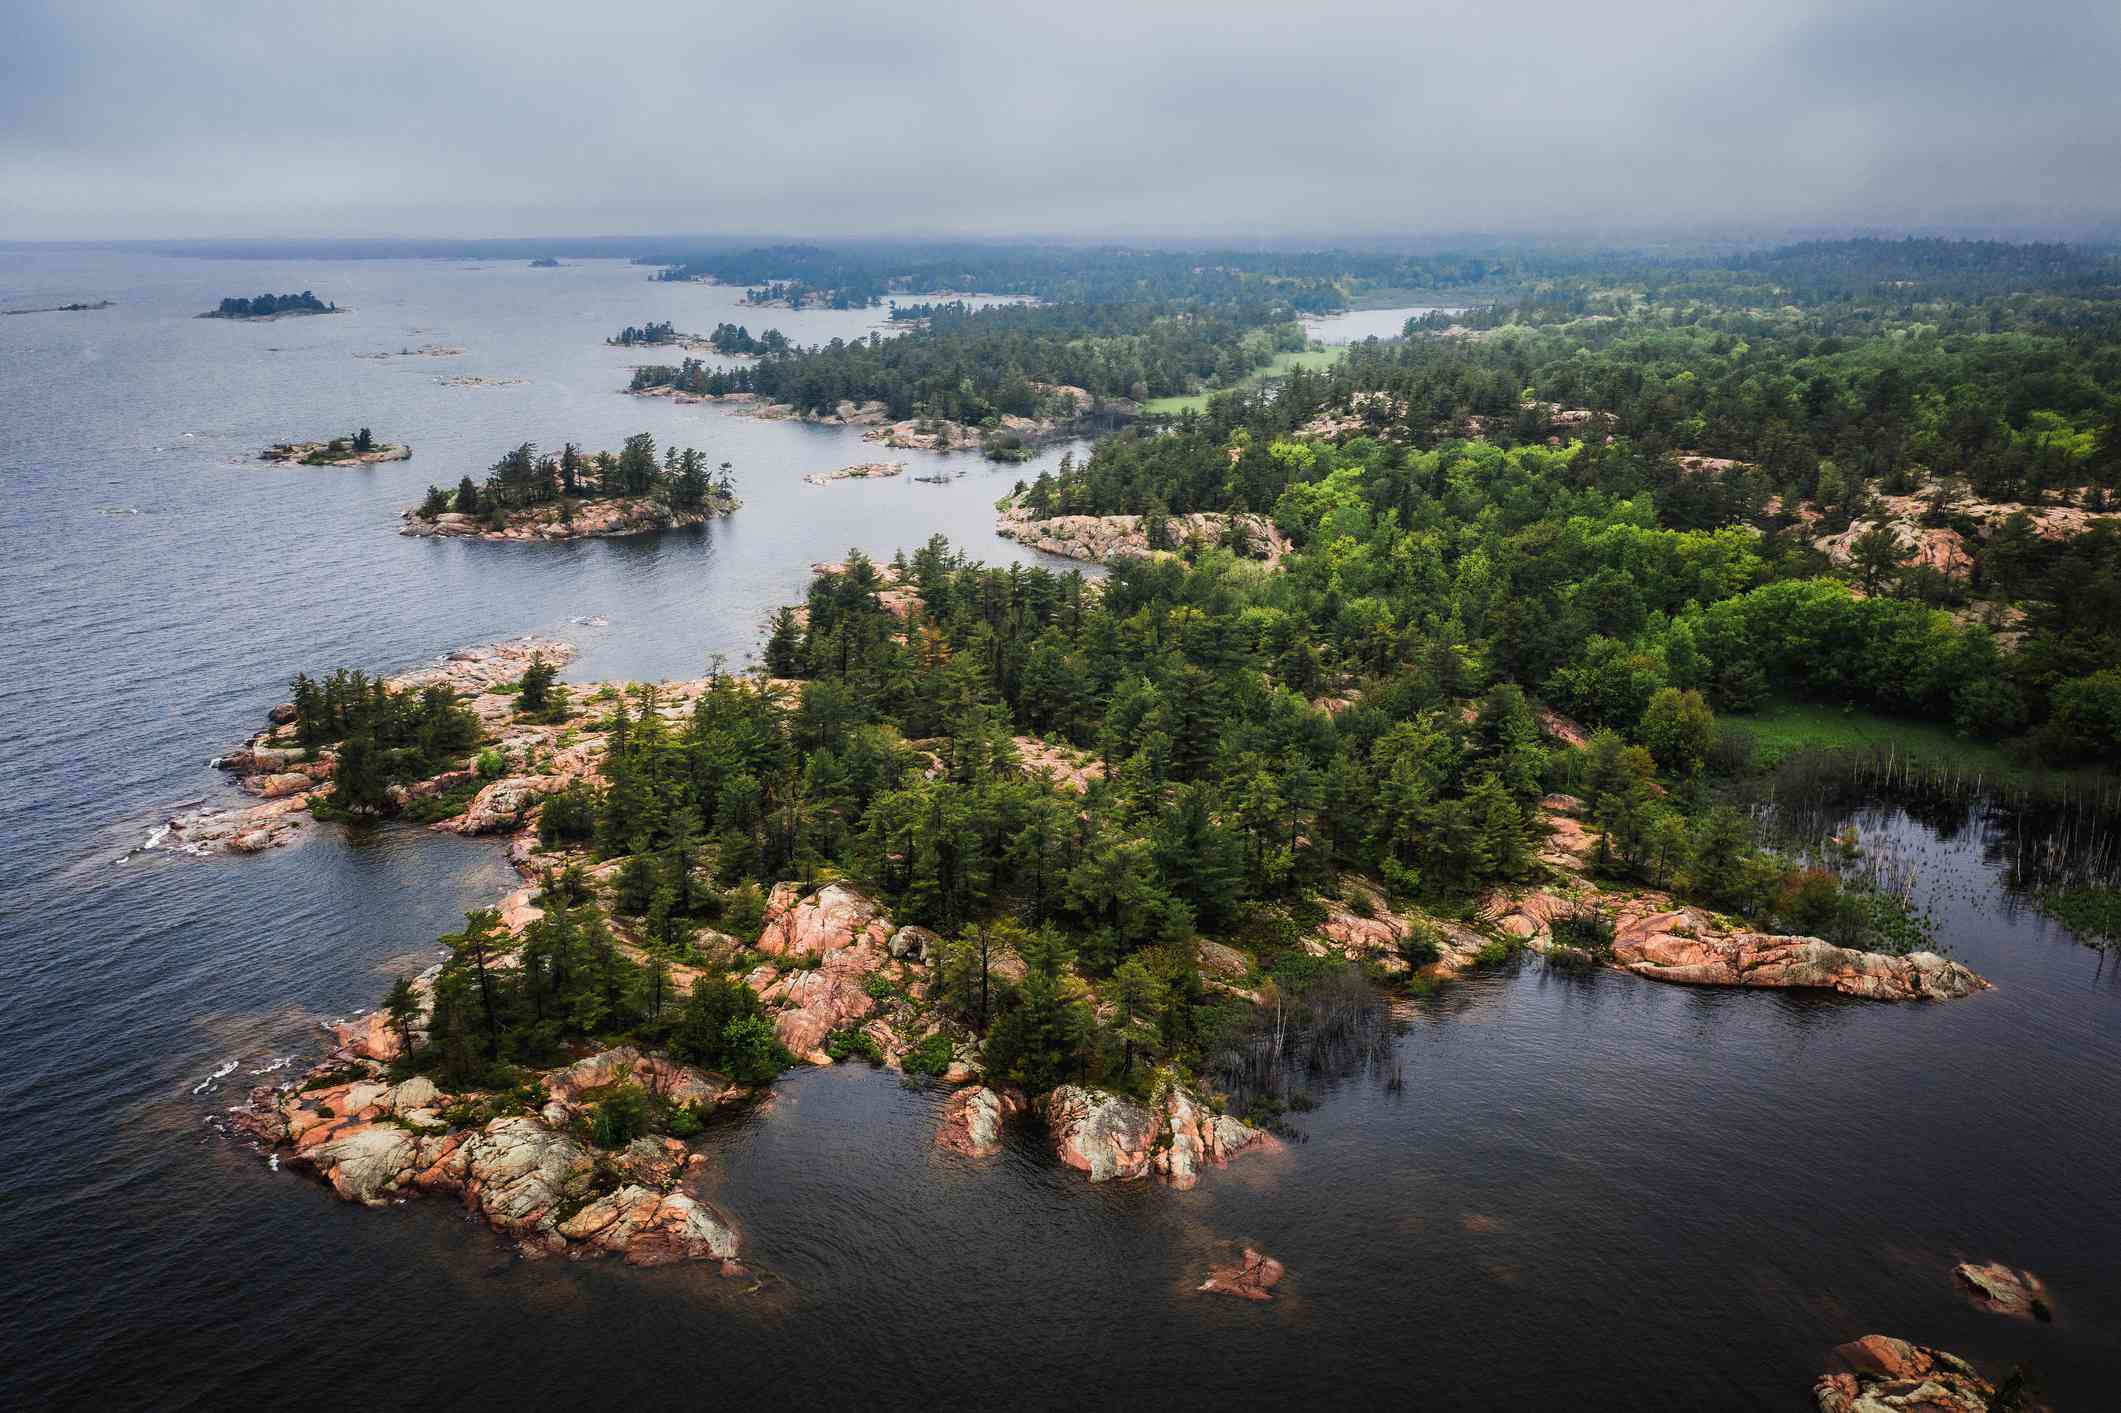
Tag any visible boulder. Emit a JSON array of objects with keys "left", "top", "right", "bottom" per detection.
[
  {"left": 1196, "top": 940, "right": 1250, "bottom": 979},
  {"left": 936, "top": 1085, "right": 1024, "bottom": 1158},
  {"left": 1199, "top": 1247, "right": 1285, "bottom": 1302},
  {"left": 1954, "top": 1261, "right": 2052, "bottom": 1321},
  {"left": 888, "top": 925, "right": 940, "bottom": 961}
]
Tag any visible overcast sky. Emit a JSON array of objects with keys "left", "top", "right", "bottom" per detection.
[{"left": 4, "top": 0, "right": 2118, "bottom": 241}]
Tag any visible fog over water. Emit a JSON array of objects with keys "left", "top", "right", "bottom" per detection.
[{"left": 1, "top": 251, "right": 2118, "bottom": 1410}]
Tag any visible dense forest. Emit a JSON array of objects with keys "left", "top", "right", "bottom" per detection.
[
  {"left": 201, "top": 290, "right": 336, "bottom": 318},
  {"left": 368, "top": 235, "right": 2120, "bottom": 1117},
  {"left": 629, "top": 300, "right": 1310, "bottom": 418}
]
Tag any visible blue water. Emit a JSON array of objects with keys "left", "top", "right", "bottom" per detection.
[{"left": 1, "top": 251, "right": 2115, "bottom": 1410}]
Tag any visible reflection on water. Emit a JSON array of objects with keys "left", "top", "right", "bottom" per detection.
[{"left": 2, "top": 253, "right": 2116, "bottom": 1408}]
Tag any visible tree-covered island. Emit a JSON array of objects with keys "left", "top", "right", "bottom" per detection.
[
  {"left": 404, "top": 432, "right": 737, "bottom": 541},
  {"left": 200, "top": 290, "right": 340, "bottom": 319}
]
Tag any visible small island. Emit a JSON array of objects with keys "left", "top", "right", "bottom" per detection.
[
  {"left": 403, "top": 432, "right": 738, "bottom": 541},
  {"left": 200, "top": 291, "right": 340, "bottom": 320},
  {"left": 259, "top": 428, "right": 411, "bottom": 467},
  {"left": 3, "top": 299, "right": 113, "bottom": 316},
  {"left": 529, "top": 257, "right": 561, "bottom": 268},
  {"left": 803, "top": 461, "right": 904, "bottom": 486}
]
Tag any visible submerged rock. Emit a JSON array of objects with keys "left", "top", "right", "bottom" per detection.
[{"left": 1199, "top": 1247, "right": 1285, "bottom": 1302}]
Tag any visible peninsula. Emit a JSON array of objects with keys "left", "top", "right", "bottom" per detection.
[{"left": 208, "top": 529, "right": 1990, "bottom": 1270}]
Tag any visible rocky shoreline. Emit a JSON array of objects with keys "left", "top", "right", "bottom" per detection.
[{"left": 206, "top": 633, "right": 1276, "bottom": 1266}]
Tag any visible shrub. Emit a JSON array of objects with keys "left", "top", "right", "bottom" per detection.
[
  {"left": 825, "top": 1028, "right": 883, "bottom": 1065},
  {"left": 1549, "top": 908, "right": 1615, "bottom": 957},
  {"left": 903, "top": 1031, "right": 956, "bottom": 1079},
  {"left": 1396, "top": 920, "right": 1443, "bottom": 968},
  {"left": 590, "top": 1085, "right": 650, "bottom": 1148},
  {"left": 475, "top": 748, "right": 506, "bottom": 780}
]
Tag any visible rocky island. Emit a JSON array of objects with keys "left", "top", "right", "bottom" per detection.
[
  {"left": 200, "top": 291, "right": 341, "bottom": 320},
  {"left": 402, "top": 432, "right": 737, "bottom": 541},
  {"left": 259, "top": 428, "right": 410, "bottom": 466}
]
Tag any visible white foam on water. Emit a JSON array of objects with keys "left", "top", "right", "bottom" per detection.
[
  {"left": 249, "top": 1055, "right": 296, "bottom": 1075},
  {"left": 191, "top": 1057, "right": 238, "bottom": 1094}
]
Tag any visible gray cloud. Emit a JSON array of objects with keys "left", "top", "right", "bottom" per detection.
[{"left": 2, "top": 0, "right": 2115, "bottom": 239}]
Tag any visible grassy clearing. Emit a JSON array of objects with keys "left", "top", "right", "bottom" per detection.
[
  {"left": 1142, "top": 347, "right": 1346, "bottom": 415},
  {"left": 1727, "top": 700, "right": 2024, "bottom": 780}
]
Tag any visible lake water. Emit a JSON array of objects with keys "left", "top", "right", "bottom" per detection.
[{"left": 2, "top": 253, "right": 2116, "bottom": 1409}]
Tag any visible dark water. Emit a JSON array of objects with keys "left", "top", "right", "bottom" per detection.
[{"left": 3, "top": 253, "right": 2117, "bottom": 1410}]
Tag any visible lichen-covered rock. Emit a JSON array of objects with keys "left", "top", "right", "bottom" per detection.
[
  {"left": 557, "top": 1186, "right": 739, "bottom": 1266},
  {"left": 757, "top": 882, "right": 891, "bottom": 958},
  {"left": 1954, "top": 1261, "right": 2053, "bottom": 1321},
  {"left": 296, "top": 1119, "right": 418, "bottom": 1204},
  {"left": 936, "top": 1085, "right": 1025, "bottom": 1158},
  {"left": 1812, "top": 1335, "right": 2022, "bottom": 1413},
  {"left": 1044, "top": 1085, "right": 1158, "bottom": 1181},
  {"left": 460, "top": 1116, "right": 594, "bottom": 1233},
  {"left": 1041, "top": 1085, "right": 1273, "bottom": 1186},
  {"left": 1200, "top": 1247, "right": 1285, "bottom": 1302},
  {"left": 1158, "top": 1088, "right": 1277, "bottom": 1189}
]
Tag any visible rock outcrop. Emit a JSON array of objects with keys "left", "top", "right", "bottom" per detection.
[
  {"left": 1610, "top": 909, "right": 1989, "bottom": 1000},
  {"left": 935, "top": 1085, "right": 1025, "bottom": 1158},
  {"left": 1812, "top": 1335, "right": 2031, "bottom": 1413},
  {"left": 1041, "top": 1084, "right": 1274, "bottom": 1188},
  {"left": 1199, "top": 1247, "right": 1285, "bottom": 1302},
  {"left": 996, "top": 502, "right": 1289, "bottom": 569}
]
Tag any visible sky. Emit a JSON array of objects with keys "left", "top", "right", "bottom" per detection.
[{"left": 4, "top": 0, "right": 2118, "bottom": 241}]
